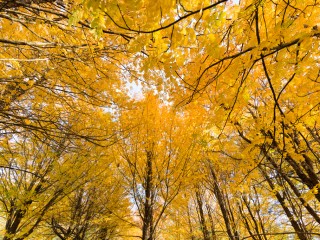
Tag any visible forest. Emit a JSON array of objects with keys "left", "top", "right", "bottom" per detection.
[{"left": 0, "top": 0, "right": 319, "bottom": 239}]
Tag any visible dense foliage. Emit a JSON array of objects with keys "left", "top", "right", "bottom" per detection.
[{"left": 0, "top": 0, "right": 319, "bottom": 239}]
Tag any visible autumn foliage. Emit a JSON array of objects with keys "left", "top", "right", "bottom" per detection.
[{"left": 0, "top": 0, "right": 319, "bottom": 239}]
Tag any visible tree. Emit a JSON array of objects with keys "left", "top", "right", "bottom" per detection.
[
  {"left": 0, "top": 135, "right": 80, "bottom": 239},
  {"left": 0, "top": 2, "right": 127, "bottom": 237},
  {"left": 48, "top": 167, "right": 131, "bottom": 240},
  {"left": 0, "top": 107, "right": 117, "bottom": 239},
  {"left": 0, "top": 0, "right": 126, "bottom": 144},
  {"left": 114, "top": 94, "right": 202, "bottom": 240},
  {"left": 1, "top": 0, "right": 319, "bottom": 239}
]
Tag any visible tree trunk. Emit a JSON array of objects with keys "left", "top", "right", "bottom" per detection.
[{"left": 142, "top": 151, "right": 154, "bottom": 240}]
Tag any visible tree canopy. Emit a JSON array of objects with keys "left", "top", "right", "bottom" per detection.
[{"left": 0, "top": 0, "right": 319, "bottom": 239}]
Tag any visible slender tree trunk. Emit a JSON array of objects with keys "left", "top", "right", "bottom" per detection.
[
  {"left": 187, "top": 206, "right": 196, "bottom": 240},
  {"left": 195, "top": 189, "right": 210, "bottom": 240},
  {"left": 206, "top": 202, "right": 217, "bottom": 240},
  {"left": 209, "top": 164, "right": 239, "bottom": 240},
  {"left": 142, "top": 151, "right": 154, "bottom": 240},
  {"left": 260, "top": 167, "right": 310, "bottom": 240},
  {"left": 4, "top": 208, "right": 25, "bottom": 240}
]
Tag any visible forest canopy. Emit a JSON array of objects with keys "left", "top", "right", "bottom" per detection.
[{"left": 0, "top": 0, "right": 319, "bottom": 239}]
